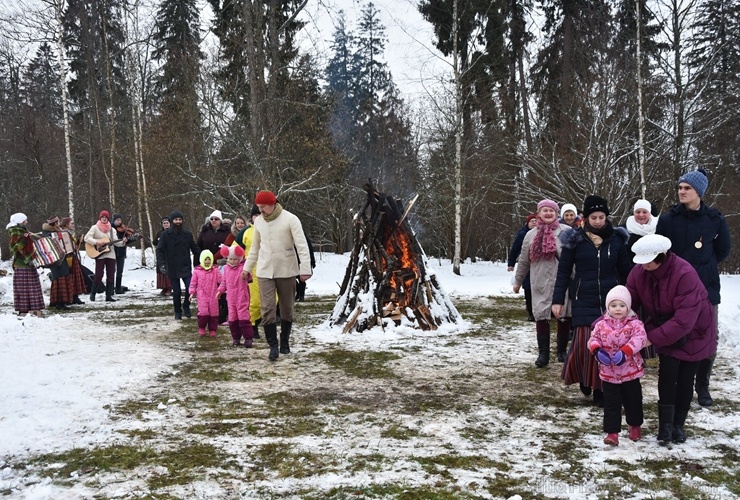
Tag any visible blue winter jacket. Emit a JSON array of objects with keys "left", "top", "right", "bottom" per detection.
[
  {"left": 552, "top": 225, "right": 632, "bottom": 327},
  {"left": 508, "top": 223, "right": 532, "bottom": 289},
  {"left": 656, "top": 203, "right": 731, "bottom": 305}
]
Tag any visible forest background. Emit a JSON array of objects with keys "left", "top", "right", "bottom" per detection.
[{"left": 0, "top": 0, "right": 737, "bottom": 272}]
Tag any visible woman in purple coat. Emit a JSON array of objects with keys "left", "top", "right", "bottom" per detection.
[{"left": 626, "top": 234, "right": 717, "bottom": 446}]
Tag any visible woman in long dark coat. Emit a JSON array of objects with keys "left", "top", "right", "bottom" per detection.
[{"left": 551, "top": 196, "right": 632, "bottom": 406}]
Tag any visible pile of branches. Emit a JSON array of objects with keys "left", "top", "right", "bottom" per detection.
[{"left": 330, "top": 183, "right": 461, "bottom": 333}]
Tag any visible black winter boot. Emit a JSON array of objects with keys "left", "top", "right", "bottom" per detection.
[
  {"left": 105, "top": 283, "right": 116, "bottom": 302},
  {"left": 173, "top": 295, "right": 182, "bottom": 320},
  {"left": 183, "top": 299, "right": 192, "bottom": 319},
  {"left": 673, "top": 407, "right": 690, "bottom": 443},
  {"left": 89, "top": 291, "right": 96, "bottom": 302},
  {"left": 280, "top": 320, "right": 292, "bottom": 354},
  {"left": 264, "top": 323, "right": 279, "bottom": 361},
  {"left": 695, "top": 356, "right": 715, "bottom": 407},
  {"left": 534, "top": 322, "right": 550, "bottom": 367},
  {"left": 657, "top": 404, "right": 675, "bottom": 445},
  {"left": 556, "top": 330, "right": 569, "bottom": 363}
]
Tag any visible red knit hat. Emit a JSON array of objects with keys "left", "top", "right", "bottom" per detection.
[
  {"left": 254, "top": 191, "right": 277, "bottom": 205},
  {"left": 99, "top": 210, "right": 110, "bottom": 219}
]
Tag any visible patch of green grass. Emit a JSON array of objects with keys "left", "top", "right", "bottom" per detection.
[
  {"left": 415, "top": 453, "right": 506, "bottom": 476},
  {"left": 146, "top": 443, "right": 225, "bottom": 489},
  {"left": 380, "top": 423, "right": 422, "bottom": 440},
  {"left": 30, "top": 445, "right": 158, "bottom": 477},
  {"left": 106, "top": 398, "right": 161, "bottom": 420},
  {"left": 311, "top": 349, "right": 401, "bottom": 379},
  {"left": 118, "top": 429, "right": 157, "bottom": 440},
  {"left": 315, "top": 483, "right": 485, "bottom": 499},
  {"left": 250, "top": 441, "right": 336, "bottom": 480}
]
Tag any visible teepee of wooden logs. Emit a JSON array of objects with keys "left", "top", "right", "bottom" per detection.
[{"left": 330, "top": 183, "right": 462, "bottom": 333}]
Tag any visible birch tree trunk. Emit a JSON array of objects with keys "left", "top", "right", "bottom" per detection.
[
  {"left": 52, "top": 0, "right": 75, "bottom": 219},
  {"left": 636, "top": 0, "right": 646, "bottom": 198},
  {"left": 452, "top": 0, "right": 462, "bottom": 276}
]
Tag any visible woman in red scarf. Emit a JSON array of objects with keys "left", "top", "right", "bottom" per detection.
[
  {"left": 513, "top": 199, "right": 573, "bottom": 367},
  {"left": 83, "top": 210, "right": 128, "bottom": 302}
]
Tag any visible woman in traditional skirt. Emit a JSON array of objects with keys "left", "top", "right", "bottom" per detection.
[
  {"left": 59, "top": 217, "right": 88, "bottom": 305},
  {"left": 551, "top": 196, "right": 632, "bottom": 407},
  {"left": 7, "top": 213, "right": 45, "bottom": 316},
  {"left": 42, "top": 216, "right": 72, "bottom": 310},
  {"left": 154, "top": 217, "right": 172, "bottom": 296}
]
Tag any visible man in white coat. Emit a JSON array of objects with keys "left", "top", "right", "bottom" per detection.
[{"left": 242, "top": 191, "right": 312, "bottom": 360}]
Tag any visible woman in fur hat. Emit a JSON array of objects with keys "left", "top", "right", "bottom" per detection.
[
  {"left": 551, "top": 195, "right": 633, "bottom": 407},
  {"left": 42, "top": 216, "right": 72, "bottom": 310},
  {"left": 59, "top": 217, "right": 87, "bottom": 305}
]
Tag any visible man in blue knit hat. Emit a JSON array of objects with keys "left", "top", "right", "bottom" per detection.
[{"left": 657, "top": 169, "right": 731, "bottom": 409}]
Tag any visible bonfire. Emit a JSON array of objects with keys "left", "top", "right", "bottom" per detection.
[{"left": 330, "top": 183, "right": 462, "bottom": 333}]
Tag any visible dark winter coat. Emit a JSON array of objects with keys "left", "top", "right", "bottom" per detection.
[
  {"left": 197, "top": 223, "right": 233, "bottom": 255},
  {"left": 156, "top": 227, "right": 201, "bottom": 280},
  {"left": 656, "top": 203, "right": 731, "bottom": 305},
  {"left": 508, "top": 223, "right": 531, "bottom": 289},
  {"left": 626, "top": 252, "right": 717, "bottom": 362},
  {"left": 552, "top": 226, "right": 632, "bottom": 327}
]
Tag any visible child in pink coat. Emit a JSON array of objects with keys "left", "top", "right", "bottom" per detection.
[
  {"left": 189, "top": 250, "right": 222, "bottom": 337},
  {"left": 217, "top": 245, "right": 254, "bottom": 347},
  {"left": 588, "top": 285, "right": 648, "bottom": 446}
]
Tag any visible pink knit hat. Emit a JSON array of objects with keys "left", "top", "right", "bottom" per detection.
[
  {"left": 605, "top": 285, "right": 632, "bottom": 310},
  {"left": 537, "top": 199, "right": 559, "bottom": 212}
]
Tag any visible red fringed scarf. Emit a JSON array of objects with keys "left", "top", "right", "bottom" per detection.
[{"left": 529, "top": 218, "right": 559, "bottom": 262}]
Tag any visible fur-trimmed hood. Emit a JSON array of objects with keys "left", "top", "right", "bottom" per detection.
[{"left": 559, "top": 225, "right": 629, "bottom": 249}]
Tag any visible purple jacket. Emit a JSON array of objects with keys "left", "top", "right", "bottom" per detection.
[
  {"left": 219, "top": 263, "right": 251, "bottom": 322},
  {"left": 189, "top": 265, "right": 221, "bottom": 317},
  {"left": 626, "top": 252, "right": 717, "bottom": 362},
  {"left": 588, "top": 313, "right": 648, "bottom": 383}
]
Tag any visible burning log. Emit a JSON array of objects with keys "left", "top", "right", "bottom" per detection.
[{"left": 330, "top": 182, "right": 462, "bottom": 333}]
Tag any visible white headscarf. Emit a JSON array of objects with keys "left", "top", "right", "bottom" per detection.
[{"left": 6, "top": 213, "right": 27, "bottom": 230}]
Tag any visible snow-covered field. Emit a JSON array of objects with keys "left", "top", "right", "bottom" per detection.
[{"left": 1, "top": 249, "right": 738, "bottom": 499}]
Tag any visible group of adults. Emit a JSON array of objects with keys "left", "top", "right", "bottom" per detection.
[
  {"left": 509, "top": 168, "right": 731, "bottom": 443},
  {"left": 154, "top": 191, "right": 313, "bottom": 361}
]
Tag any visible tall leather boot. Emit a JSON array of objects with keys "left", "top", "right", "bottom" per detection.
[
  {"left": 695, "top": 356, "right": 715, "bottom": 407},
  {"left": 89, "top": 290, "right": 96, "bottom": 302},
  {"left": 673, "top": 406, "right": 689, "bottom": 443},
  {"left": 115, "top": 274, "right": 123, "bottom": 294},
  {"left": 657, "top": 404, "right": 674, "bottom": 445},
  {"left": 264, "top": 323, "right": 279, "bottom": 361},
  {"left": 534, "top": 320, "right": 550, "bottom": 367},
  {"left": 280, "top": 320, "right": 292, "bottom": 354},
  {"left": 105, "top": 283, "right": 116, "bottom": 302}
]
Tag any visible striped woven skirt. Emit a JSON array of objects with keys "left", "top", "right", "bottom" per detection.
[
  {"left": 66, "top": 256, "right": 87, "bottom": 296},
  {"left": 561, "top": 325, "right": 602, "bottom": 391},
  {"left": 13, "top": 267, "right": 45, "bottom": 313}
]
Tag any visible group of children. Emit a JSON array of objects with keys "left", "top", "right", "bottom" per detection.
[
  {"left": 588, "top": 284, "right": 649, "bottom": 446},
  {"left": 188, "top": 245, "right": 254, "bottom": 347}
]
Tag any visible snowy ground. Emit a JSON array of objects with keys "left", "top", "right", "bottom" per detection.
[{"left": 0, "top": 249, "right": 738, "bottom": 499}]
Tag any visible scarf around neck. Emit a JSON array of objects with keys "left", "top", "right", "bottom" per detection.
[
  {"left": 96, "top": 220, "right": 111, "bottom": 233},
  {"left": 585, "top": 220, "right": 614, "bottom": 249},
  {"left": 262, "top": 203, "right": 283, "bottom": 222},
  {"left": 529, "top": 218, "right": 559, "bottom": 262},
  {"left": 626, "top": 215, "right": 657, "bottom": 237}
]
